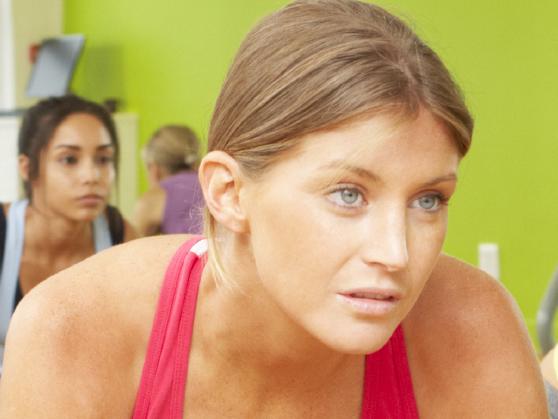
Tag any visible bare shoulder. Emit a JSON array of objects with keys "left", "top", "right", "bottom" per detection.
[
  {"left": 404, "top": 254, "right": 548, "bottom": 418},
  {"left": 0, "top": 235, "right": 191, "bottom": 418}
]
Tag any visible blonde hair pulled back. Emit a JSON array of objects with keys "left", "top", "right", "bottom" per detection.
[{"left": 204, "top": 0, "right": 474, "bottom": 285}]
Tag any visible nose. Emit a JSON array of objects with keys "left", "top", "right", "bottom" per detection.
[
  {"left": 80, "top": 159, "right": 101, "bottom": 184},
  {"left": 360, "top": 205, "right": 409, "bottom": 272}
]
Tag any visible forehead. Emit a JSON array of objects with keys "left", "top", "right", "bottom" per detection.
[
  {"left": 264, "top": 110, "right": 459, "bottom": 181},
  {"left": 48, "top": 113, "right": 111, "bottom": 147},
  {"left": 308, "top": 110, "right": 453, "bottom": 152}
]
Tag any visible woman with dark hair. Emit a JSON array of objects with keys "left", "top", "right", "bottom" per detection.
[
  {"left": 0, "top": 2, "right": 547, "bottom": 417},
  {"left": 0, "top": 94, "right": 136, "bottom": 371}
]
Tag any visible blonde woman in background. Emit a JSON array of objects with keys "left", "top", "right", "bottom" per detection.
[
  {"left": 0, "top": 1, "right": 547, "bottom": 417},
  {"left": 133, "top": 125, "right": 204, "bottom": 236}
]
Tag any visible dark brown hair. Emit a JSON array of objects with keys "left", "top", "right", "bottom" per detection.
[{"left": 18, "top": 94, "right": 119, "bottom": 199}]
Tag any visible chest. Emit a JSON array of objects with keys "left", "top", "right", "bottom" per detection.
[{"left": 182, "top": 365, "right": 362, "bottom": 419}]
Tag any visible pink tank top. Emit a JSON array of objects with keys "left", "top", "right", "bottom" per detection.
[{"left": 132, "top": 237, "right": 419, "bottom": 419}]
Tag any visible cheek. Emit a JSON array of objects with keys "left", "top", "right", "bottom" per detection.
[
  {"left": 406, "top": 214, "right": 447, "bottom": 288},
  {"left": 44, "top": 165, "right": 71, "bottom": 189},
  {"left": 248, "top": 188, "right": 334, "bottom": 289},
  {"left": 409, "top": 209, "right": 448, "bottom": 252},
  {"left": 105, "top": 166, "right": 116, "bottom": 183}
]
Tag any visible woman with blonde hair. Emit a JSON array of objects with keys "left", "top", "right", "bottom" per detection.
[
  {"left": 0, "top": 1, "right": 547, "bottom": 417},
  {"left": 133, "top": 125, "right": 204, "bottom": 236}
]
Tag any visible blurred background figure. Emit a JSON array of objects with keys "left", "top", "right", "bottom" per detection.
[
  {"left": 537, "top": 266, "right": 558, "bottom": 416},
  {"left": 133, "top": 124, "right": 204, "bottom": 236},
  {"left": 541, "top": 347, "right": 558, "bottom": 419},
  {"left": 0, "top": 94, "right": 137, "bottom": 371}
]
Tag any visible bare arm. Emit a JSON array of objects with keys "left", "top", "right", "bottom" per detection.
[
  {"left": 123, "top": 217, "right": 139, "bottom": 242},
  {"left": 131, "top": 187, "right": 165, "bottom": 237},
  {"left": 405, "top": 255, "right": 548, "bottom": 418},
  {"left": 0, "top": 236, "right": 185, "bottom": 418},
  {"left": 0, "top": 274, "right": 137, "bottom": 418}
]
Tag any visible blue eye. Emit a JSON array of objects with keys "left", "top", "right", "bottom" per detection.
[
  {"left": 328, "top": 187, "right": 364, "bottom": 208},
  {"left": 411, "top": 194, "right": 442, "bottom": 211},
  {"left": 340, "top": 189, "right": 359, "bottom": 204}
]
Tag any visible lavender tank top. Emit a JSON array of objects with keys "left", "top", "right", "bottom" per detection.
[{"left": 160, "top": 172, "right": 204, "bottom": 234}]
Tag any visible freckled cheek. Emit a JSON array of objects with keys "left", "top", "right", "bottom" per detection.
[
  {"left": 252, "top": 194, "right": 327, "bottom": 272},
  {"left": 407, "top": 218, "right": 447, "bottom": 272},
  {"left": 288, "top": 207, "right": 338, "bottom": 261},
  {"left": 260, "top": 201, "right": 312, "bottom": 251}
]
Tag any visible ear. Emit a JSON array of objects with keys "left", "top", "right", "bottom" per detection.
[
  {"left": 198, "top": 151, "right": 248, "bottom": 233},
  {"left": 18, "top": 154, "right": 30, "bottom": 182}
]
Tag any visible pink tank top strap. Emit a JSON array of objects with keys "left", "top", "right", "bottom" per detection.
[
  {"left": 361, "top": 325, "right": 419, "bottom": 418},
  {"left": 132, "top": 236, "right": 207, "bottom": 419}
]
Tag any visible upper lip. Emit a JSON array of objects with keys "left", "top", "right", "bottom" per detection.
[
  {"left": 338, "top": 287, "right": 403, "bottom": 301},
  {"left": 78, "top": 194, "right": 104, "bottom": 200}
]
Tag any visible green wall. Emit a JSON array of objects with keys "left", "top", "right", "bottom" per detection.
[{"left": 64, "top": 1, "right": 558, "bottom": 349}]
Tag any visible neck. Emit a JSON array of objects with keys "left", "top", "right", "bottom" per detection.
[
  {"left": 25, "top": 203, "right": 93, "bottom": 254},
  {"left": 194, "top": 240, "right": 360, "bottom": 392}
]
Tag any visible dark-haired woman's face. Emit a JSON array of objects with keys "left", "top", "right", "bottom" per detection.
[{"left": 31, "top": 113, "right": 115, "bottom": 221}]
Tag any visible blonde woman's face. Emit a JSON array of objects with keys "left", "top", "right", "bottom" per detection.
[
  {"left": 31, "top": 113, "right": 115, "bottom": 221},
  {"left": 242, "top": 109, "right": 460, "bottom": 354}
]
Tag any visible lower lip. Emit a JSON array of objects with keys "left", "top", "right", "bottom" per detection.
[
  {"left": 78, "top": 196, "right": 104, "bottom": 207},
  {"left": 336, "top": 294, "right": 398, "bottom": 316}
]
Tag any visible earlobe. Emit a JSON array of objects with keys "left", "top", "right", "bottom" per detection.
[
  {"left": 199, "top": 151, "right": 248, "bottom": 233},
  {"left": 18, "top": 154, "right": 30, "bottom": 181}
]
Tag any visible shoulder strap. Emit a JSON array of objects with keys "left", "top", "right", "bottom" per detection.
[
  {"left": 361, "top": 326, "right": 419, "bottom": 418},
  {"left": 0, "top": 203, "right": 6, "bottom": 371},
  {"left": 0, "top": 200, "right": 28, "bottom": 345},
  {"left": 93, "top": 212, "right": 112, "bottom": 252},
  {"left": 106, "top": 205, "right": 124, "bottom": 245},
  {"left": 132, "top": 236, "right": 206, "bottom": 419},
  {"left": 0, "top": 204, "right": 6, "bottom": 275},
  {"left": 93, "top": 206, "right": 125, "bottom": 251}
]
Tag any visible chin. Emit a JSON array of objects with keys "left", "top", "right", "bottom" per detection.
[
  {"left": 73, "top": 206, "right": 106, "bottom": 222},
  {"left": 319, "top": 321, "right": 399, "bottom": 355}
]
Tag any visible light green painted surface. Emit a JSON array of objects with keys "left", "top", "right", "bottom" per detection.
[{"left": 64, "top": 1, "right": 558, "bottom": 349}]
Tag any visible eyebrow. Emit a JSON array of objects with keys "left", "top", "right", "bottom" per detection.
[
  {"left": 319, "top": 160, "right": 457, "bottom": 187},
  {"left": 53, "top": 144, "right": 114, "bottom": 151},
  {"left": 421, "top": 173, "right": 458, "bottom": 187},
  {"left": 320, "top": 160, "right": 381, "bottom": 183}
]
